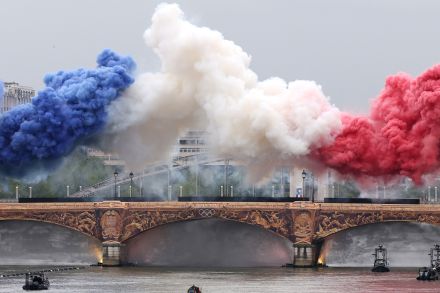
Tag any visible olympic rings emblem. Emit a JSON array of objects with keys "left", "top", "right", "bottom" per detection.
[{"left": 198, "top": 208, "right": 216, "bottom": 217}]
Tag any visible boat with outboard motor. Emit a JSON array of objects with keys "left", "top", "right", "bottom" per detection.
[
  {"left": 22, "top": 272, "right": 50, "bottom": 290},
  {"left": 417, "top": 244, "right": 440, "bottom": 281},
  {"left": 417, "top": 267, "right": 438, "bottom": 281}
]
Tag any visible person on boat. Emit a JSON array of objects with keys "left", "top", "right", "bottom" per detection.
[{"left": 188, "top": 285, "right": 202, "bottom": 293}]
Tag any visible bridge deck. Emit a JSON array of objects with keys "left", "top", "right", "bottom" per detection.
[
  {"left": 0, "top": 201, "right": 440, "bottom": 247},
  {"left": 0, "top": 201, "right": 438, "bottom": 212}
]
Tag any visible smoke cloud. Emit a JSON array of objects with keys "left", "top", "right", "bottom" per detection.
[
  {"left": 108, "top": 3, "right": 440, "bottom": 185},
  {"left": 107, "top": 3, "right": 342, "bottom": 180},
  {"left": 317, "top": 66, "right": 440, "bottom": 184},
  {"left": 0, "top": 50, "right": 135, "bottom": 177},
  {"left": 5, "top": 3, "right": 440, "bottom": 186}
]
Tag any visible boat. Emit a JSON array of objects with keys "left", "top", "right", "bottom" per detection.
[
  {"left": 187, "top": 285, "right": 202, "bottom": 293},
  {"left": 417, "top": 267, "right": 438, "bottom": 281},
  {"left": 371, "top": 245, "right": 390, "bottom": 272},
  {"left": 417, "top": 244, "right": 440, "bottom": 281},
  {"left": 22, "top": 272, "right": 50, "bottom": 290}
]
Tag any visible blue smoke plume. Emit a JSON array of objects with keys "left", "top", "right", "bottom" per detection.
[{"left": 0, "top": 49, "right": 135, "bottom": 177}]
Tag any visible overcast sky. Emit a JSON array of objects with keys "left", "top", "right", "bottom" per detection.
[{"left": 1, "top": 0, "right": 439, "bottom": 112}]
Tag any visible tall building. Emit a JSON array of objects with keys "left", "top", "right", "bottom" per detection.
[
  {"left": 177, "top": 130, "right": 208, "bottom": 157},
  {"left": 84, "top": 130, "right": 209, "bottom": 167},
  {"left": 1, "top": 82, "right": 35, "bottom": 113}
]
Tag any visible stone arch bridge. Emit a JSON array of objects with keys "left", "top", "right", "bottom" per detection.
[{"left": 1, "top": 201, "right": 440, "bottom": 266}]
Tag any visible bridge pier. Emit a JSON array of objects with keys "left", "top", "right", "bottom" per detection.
[
  {"left": 291, "top": 243, "right": 321, "bottom": 267},
  {"left": 101, "top": 241, "right": 123, "bottom": 266}
]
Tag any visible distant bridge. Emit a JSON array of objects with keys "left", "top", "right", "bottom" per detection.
[{"left": 1, "top": 201, "right": 440, "bottom": 266}]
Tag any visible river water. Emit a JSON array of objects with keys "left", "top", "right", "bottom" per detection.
[
  {"left": 0, "top": 266, "right": 439, "bottom": 293},
  {"left": 1, "top": 220, "right": 440, "bottom": 291}
]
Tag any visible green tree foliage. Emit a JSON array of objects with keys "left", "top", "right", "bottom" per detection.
[{"left": 0, "top": 148, "right": 114, "bottom": 198}]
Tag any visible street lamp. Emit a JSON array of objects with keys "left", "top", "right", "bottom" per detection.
[
  {"left": 113, "top": 170, "right": 118, "bottom": 198},
  {"left": 302, "top": 169, "right": 307, "bottom": 198},
  {"left": 129, "top": 172, "right": 134, "bottom": 198}
]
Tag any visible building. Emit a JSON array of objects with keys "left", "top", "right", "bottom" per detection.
[
  {"left": 84, "top": 131, "right": 209, "bottom": 167},
  {"left": 176, "top": 130, "right": 208, "bottom": 157},
  {"left": 84, "top": 147, "right": 126, "bottom": 166},
  {"left": 1, "top": 82, "right": 35, "bottom": 113}
]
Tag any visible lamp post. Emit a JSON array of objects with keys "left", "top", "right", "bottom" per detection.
[
  {"left": 129, "top": 172, "right": 134, "bottom": 198},
  {"left": 436, "top": 186, "right": 438, "bottom": 203},
  {"left": 224, "top": 159, "right": 229, "bottom": 196},
  {"left": 113, "top": 170, "right": 118, "bottom": 198},
  {"left": 280, "top": 167, "right": 284, "bottom": 197},
  {"left": 195, "top": 156, "right": 198, "bottom": 197},
  {"left": 139, "top": 178, "right": 143, "bottom": 197},
  {"left": 15, "top": 185, "right": 19, "bottom": 201},
  {"left": 301, "top": 169, "right": 307, "bottom": 198}
]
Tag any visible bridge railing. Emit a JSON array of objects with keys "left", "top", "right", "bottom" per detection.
[{"left": 0, "top": 199, "right": 18, "bottom": 203}]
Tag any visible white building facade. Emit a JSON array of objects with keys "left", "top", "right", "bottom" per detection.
[{"left": 1, "top": 82, "right": 35, "bottom": 113}]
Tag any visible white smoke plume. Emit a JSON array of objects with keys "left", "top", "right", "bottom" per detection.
[{"left": 107, "top": 3, "right": 341, "bottom": 180}]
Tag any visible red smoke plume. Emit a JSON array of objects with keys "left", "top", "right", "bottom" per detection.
[{"left": 317, "top": 65, "right": 440, "bottom": 184}]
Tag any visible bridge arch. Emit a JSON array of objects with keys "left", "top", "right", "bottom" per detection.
[
  {"left": 319, "top": 220, "right": 440, "bottom": 241},
  {"left": 0, "top": 217, "right": 99, "bottom": 241},
  {"left": 0, "top": 210, "right": 97, "bottom": 240},
  {"left": 0, "top": 219, "right": 102, "bottom": 264},
  {"left": 315, "top": 210, "right": 440, "bottom": 241},
  {"left": 318, "top": 221, "right": 440, "bottom": 267},
  {"left": 121, "top": 209, "right": 293, "bottom": 243},
  {"left": 121, "top": 216, "right": 293, "bottom": 244},
  {"left": 121, "top": 217, "right": 293, "bottom": 266}
]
